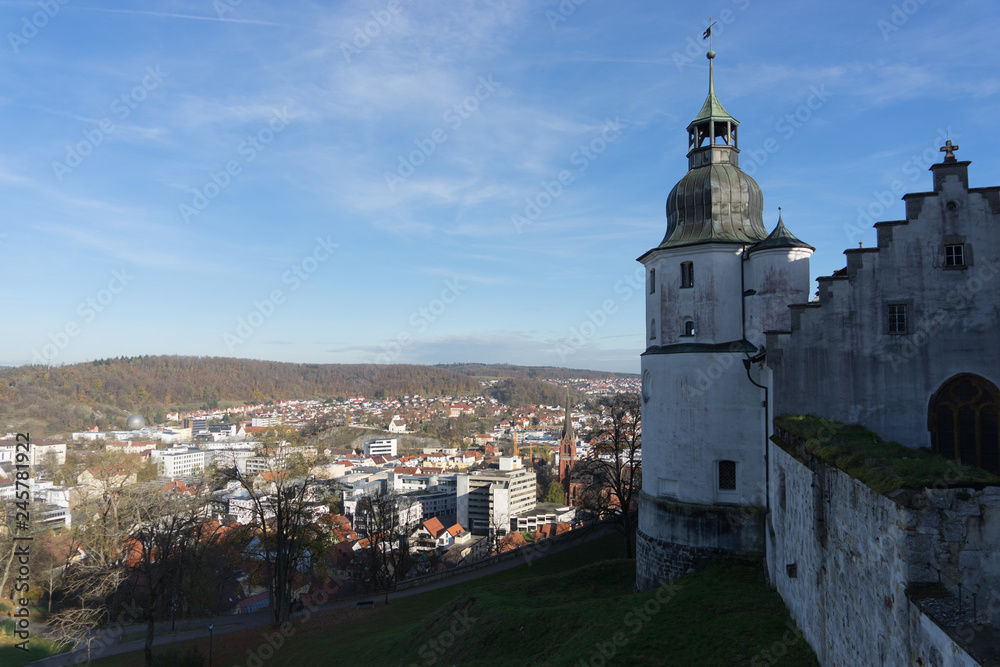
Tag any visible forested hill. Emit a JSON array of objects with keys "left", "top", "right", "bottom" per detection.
[
  {"left": 437, "top": 363, "right": 633, "bottom": 380},
  {"left": 0, "top": 356, "right": 482, "bottom": 435}
]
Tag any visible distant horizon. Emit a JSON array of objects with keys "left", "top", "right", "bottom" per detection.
[{"left": 0, "top": 355, "right": 641, "bottom": 377}]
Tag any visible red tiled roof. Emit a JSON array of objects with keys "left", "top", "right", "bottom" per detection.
[{"left": 422, "top": 517, "right": 445, "bottom": 538}]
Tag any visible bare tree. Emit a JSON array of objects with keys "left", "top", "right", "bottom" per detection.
[
  {"left": 354, "top": 487, "right": 414, "bottom": 599},
  {"left": 226, "top": 427, "right": 325, "bottom": 628},
  {"left": 33, "top": 530, "right": 75, "bottom": 613},
  {"left": 50, "top": 452, "right": 154, "bottom": 655},
  {"left": 122, "top": 486, "right": 209, "bottom": 667},
  {"left": 575, "top": 393, "right": 642, "bottom": 557}
]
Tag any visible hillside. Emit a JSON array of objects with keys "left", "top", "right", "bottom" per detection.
[
  {"left": 0, "top": 357, "right": 630, "bottom": 437},
  {"left": 0, "top": 356, "right": 481, "bottom": 436},
  {"left": 438, "top": 362, "right": 635, "bottom": 380}
]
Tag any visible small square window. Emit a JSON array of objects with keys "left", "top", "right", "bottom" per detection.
[
  {"left": 945, "top": 244, "right": 965, "bottom": 267},
  {"left": 680, "top": 262, "right": 694, "bottom": 288},
  {"left": 888, "top": 304, "right": 907, "bottom": 334},
  {"left": 718, "top": 460, "right": 737, "bottom": 491}
]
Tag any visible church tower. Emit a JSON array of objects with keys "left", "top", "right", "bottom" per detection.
[
  {"left": 635, "top": 48, "right": 813, "bottom": 590},
  {"left": 558, "top": 400, "right": 576, "bottom": 495}
]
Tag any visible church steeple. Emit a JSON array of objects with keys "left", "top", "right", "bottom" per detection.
[{"left": 558, "top": 396, "right": 576, "bottom": 491}]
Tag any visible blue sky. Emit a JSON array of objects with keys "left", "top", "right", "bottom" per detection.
[{"left": 3, "top": 0, "right": 999, "bottom": 374}]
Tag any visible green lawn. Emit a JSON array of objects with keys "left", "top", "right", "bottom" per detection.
[
  {"left": 86, "top": 534, "right": 817, "bottom": 666},
  {"left": 0, "top": 619, "right": 71, "bottom": 667}
]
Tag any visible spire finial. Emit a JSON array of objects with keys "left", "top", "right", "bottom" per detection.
[{"left": 703, "top": 17, "right": 717, "bottom": 93}]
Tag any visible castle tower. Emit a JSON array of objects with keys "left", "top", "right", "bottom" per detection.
[{"left": 635, "top": 49, "right": 813, "bottom": 591}]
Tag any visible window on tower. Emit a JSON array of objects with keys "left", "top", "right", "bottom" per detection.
[
  {"left": 650, "top": 319, "right": 656, "bottom": 340},
  {"left": 887, "top": 304, "right": 908, "bottom": 334},
  {"left": 682, "top": 320, "right": 695, "bottom": 337},
  {"left": 945, "top": 244, "right": 966, "bottom": 267},
  {"left": 649, "top": 268, "right": 656, "bottom": 294},
  {"left": 718, "top": 460, "right": 737, "bottom": 491},
  {"left": 680, "top": 262, "right": 694, "bottom": 288}
]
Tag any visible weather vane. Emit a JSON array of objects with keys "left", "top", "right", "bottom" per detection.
[{"left": 703, "top": 17, "right": 717, "bottom": 53}]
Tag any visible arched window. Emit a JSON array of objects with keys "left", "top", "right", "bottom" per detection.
[
  {"left": 929, "top": 374, "right": 1000, "bottom": 473},
  {"left": 682, "top": 320, "right": 695, "bottom": 337},
  {"left": 649, "top": 268, "right": 656, "bottom": 294}
]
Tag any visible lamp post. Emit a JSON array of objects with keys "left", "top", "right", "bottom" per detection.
[{"left": 208, "top": 624, "right": 214, "bottom": 667}]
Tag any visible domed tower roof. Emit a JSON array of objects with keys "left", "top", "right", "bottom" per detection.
[{"left": 645, "top": 51, "right": 768, "bottom": 255}]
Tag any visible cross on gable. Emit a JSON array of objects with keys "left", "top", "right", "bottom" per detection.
[{"left": 940, "top": 140, "right": 960, "bottom": 160}]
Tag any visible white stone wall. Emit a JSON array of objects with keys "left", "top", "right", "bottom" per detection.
[
  {"left": 768, "top": 438, "right": 998, "bottom": 666},
  {"left": 640, "top": 351, "right": 766, "bottom": 507},
  {"left": 768, "top": 162, "right": 1000, "bottom": 448},
  {"left": 744, "top": 246, "right": 812, "bottom": 341},
  {"left": 644, "top": 244, "right": 746, "bottom": 345}
]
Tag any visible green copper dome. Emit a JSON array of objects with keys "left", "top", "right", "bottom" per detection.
[{"left": 661, "top": 163, "right": 766, "bottom": 248}]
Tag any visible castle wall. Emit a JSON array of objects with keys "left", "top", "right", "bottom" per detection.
[
  {"left": 767, "top": 163, "right": 1000, "bottom": 450},
  {"left": 767, "top": 431, "right": 1000, "bottom": 666},
  {"left": 636, "top": 492, "right": 763, "bottom": 591}
]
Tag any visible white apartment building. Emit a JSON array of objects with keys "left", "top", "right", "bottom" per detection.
[
  {"left": 0, "top": 440, "right": 67, "bottom": 466},
  {"left": 456, "top": 457, "right": 536, "bottom": 537},
  {"left": 364, "top": 438, "right": 398, "bottom": 457},
  {"left": 151, "top": 446, "right": 210, "bottom": 479}
]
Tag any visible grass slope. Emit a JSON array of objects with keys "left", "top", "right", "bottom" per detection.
[
  {"left": 87, "top": 534, "right": 816, "bottom": 666},
  {"left": 0, "top": 619, "right": 71, "bottom": 667}
]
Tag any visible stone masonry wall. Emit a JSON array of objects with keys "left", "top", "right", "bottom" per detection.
[{"left": 767, "top": 435, "right": 999, "bottom": 666}]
